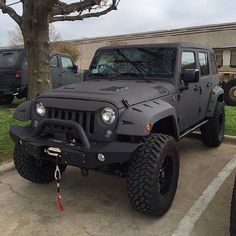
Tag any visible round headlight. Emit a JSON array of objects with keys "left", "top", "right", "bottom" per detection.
[
  {"left": 35, "top": 102, "right": 46, "bottom": 117},
  {"left": 101, "top": 107, "right": 116, "bottom": 124}
]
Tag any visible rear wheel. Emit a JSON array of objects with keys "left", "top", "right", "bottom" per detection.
[
  {"left": 200, "top": 102, "right": 225, "bottom": 147},
  {"left": 13, "top": 144, "right": 66, "bottom": 184},
  {"left": 0, "top": 95, "right": 14, "bottom": 105},
  {"left": 230, "top": 175, "right": 236, "bottom": 236},
  {"left": 224, "top": 79, "right": 236, "bottom": 106},
  {"left": 127, "top": 134, "right": 179, "bottom": 216}
]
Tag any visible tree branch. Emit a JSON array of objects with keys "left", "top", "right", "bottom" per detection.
[
  {"left": 51, "top": 0, "right": 119, "bottom": 22},
  {"left": 52, "top": 0, "right": 102, "bottom": 16},
  {"left": 0, "top": 0, "right": 22, "bottom": 25}
]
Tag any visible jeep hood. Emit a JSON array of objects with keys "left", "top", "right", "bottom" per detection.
[{"left": 39, "top": 79, "right": 175, "bottom": 108}]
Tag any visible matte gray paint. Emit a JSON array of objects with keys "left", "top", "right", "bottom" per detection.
[{"left": 116, "top": 99, "right": 179, "bottom": 137}]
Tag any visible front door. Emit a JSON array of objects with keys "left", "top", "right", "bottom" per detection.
[
  {"left": 59, "top": 56, "right": 78, "bottom": 86},
  {"left": 178, "top": 50, "right": 201, "bottom": 133},
  {"left": 50, "top": 55, "right": 61, "bottom": 88}
]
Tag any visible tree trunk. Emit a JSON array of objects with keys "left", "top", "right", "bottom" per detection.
[{"left": 22, "top": 0, "right": 52, "bottom": 100}]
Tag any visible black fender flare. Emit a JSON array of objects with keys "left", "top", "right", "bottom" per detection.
[
  {"left": 116, "top": 100, "right": 179, "bottom": 139},
  {"left": 13, "top": 100, "right": 32, "bottom": 121},
  {"left": 206, "top": 86, "right": 224, "bottom": 117}
]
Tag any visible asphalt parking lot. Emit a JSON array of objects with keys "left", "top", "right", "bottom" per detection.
[{"left": 0, "top": 135, "right": 235, "bottom": 236}]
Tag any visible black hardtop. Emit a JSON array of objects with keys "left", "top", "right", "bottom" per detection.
[
  {"left": 0, "top": 47, "right": 24, "bottom": 53},
  {"left": 97, "top": 42, "right": 214, "bottom": 52},
  {"left": 0, "top": 47, "right": 71, "bottom": 58}
]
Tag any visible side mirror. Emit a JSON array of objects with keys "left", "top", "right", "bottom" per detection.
[
  {"left": 67, "top": 65, "right": 78, "bottom": 73},
  {"left": 182, "top": 69, "right": 200, "bottom": 83}
]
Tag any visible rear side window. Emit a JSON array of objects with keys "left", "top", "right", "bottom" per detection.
[
  {"left": 231, "top": 49, "right": 236, "bottom": 68},
  {"left": 214, "top": 49, "right": 223, "bottom": 68},
  {"left": 61, "top": 57, "right": 73, "bottom": 69},
  {"left": 199, "top": 52, "right": 209, "bottom": 76},
  {"left": 181, "top": 52, "right": 196, "bottom": 71},
  {"left": 50, "top": 56, "right": 58, "bottom": 68},
  {"left": 210, "top": 53, "right": 218, "bottom": 74},
  {"left": 0, "top": 50, "right": 20, "bottom": 68}
]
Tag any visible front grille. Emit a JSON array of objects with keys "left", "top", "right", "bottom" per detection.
[{"left": 47, "top": 108, "right": 95, "bottom": 134}]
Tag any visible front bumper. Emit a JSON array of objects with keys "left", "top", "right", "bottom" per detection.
[{"left": 9, "top": 119, "right": 140, "bottom": 169}]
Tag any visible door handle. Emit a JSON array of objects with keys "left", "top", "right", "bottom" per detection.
[{"left": 207, "top": 82, "right": 212, "bottom": 87}]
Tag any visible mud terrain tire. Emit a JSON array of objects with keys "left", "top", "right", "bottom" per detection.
[
  {"left": 200, "top": 102, "right": 224, "bottom": 147},
  {"left": 13, "top": 144, "right": 66, "bottom": 184},
  {"left": 127, "top": 134, "right": 179, "bottom": 216}
]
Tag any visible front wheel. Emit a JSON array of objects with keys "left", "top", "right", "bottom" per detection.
[
  {"left": 13, "top": 144, "right": 66, "bottom": 184},
  {"left": 127, "top": 134, "right": 179, "bottom": 216},
  {"left": 200, "top": 102, "right": 225, "bottom": 147}
]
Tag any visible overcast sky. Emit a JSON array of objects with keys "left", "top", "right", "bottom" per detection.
[{"left": 1, "top": 0, "right": 236, "bottom": 46}]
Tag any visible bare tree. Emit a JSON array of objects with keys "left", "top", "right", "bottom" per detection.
[
  {"left": 0, "top": 0, "right": 120, "bottom": 99},
  {"left": 52, "top": 42, "right": 80, "bottom": 61},
  {"left": 8, "top": 25, "right": 62, "bottom": 46}
]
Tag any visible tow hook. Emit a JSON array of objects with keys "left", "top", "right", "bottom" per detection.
[{"left": 81, "top": 168, "right": 89, "bottom": 177}]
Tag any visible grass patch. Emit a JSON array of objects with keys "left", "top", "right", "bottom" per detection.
[
  {"left": 225, "top": 106, "right": 236, "bottom": 136},
  {"left": 0, "top": 98, "right": 26, "bottom": 164},
  {"left": 0, "top": 101, "right": 235, "bottom": 165}
]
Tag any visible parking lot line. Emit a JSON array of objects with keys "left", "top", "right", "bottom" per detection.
[{"left": 172, "top": 155, "right": 236, "bottom": 236}]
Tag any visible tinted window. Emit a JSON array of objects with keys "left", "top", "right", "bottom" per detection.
[
  {"left": 210, "top": 53, "right": 218, "bottom": 74},
  {"left": 50, "top": 56, "right": 58, "bottom": 68},
  {"left": 90, "top": 48, "right": 177, "bottom": 79},
  {"left": 181, "top": 52, "right": 196, "bottom": 71},
  {"left": 61, "top": 57, "right": 73, "bottom": 69},
  {"left": 0, "top": 50, "right": 20, "bottom": 68},
  {"left": 199, "top": 52, "right": 209, "bottom": 76},
  {"left": 214, "top": 49, "right": 223, "bottom": 68},
  {"left": 231, "top": 49, "right": 236, "bottom": 68}
]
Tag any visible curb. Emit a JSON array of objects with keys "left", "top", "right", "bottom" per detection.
[
  {"left": 224, "top": 135, "right": 236, "bottom": 144},
  {"left": 192, "top": 132, "right": 236, "bottom": 144},
  {"left": 0, "top": 162, "right": 15, "bottom": 175}
]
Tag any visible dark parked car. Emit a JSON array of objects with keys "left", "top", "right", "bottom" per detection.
[
  {"left": 0, "top": 48, "right": 80, "bottom": 105},
  {"left": 10, "top": 43, "right": 224, "bottom": 216}
]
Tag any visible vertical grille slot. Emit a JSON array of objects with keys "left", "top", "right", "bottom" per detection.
[
  {"left": 89, "top": 114, "right": 95, "bottom": 134},
  {"left": 47, "top": 108, "right": 95, "bottom": 134}
]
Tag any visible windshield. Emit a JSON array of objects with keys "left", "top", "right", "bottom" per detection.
[
  {"left": 0, "top": 50, "right": 21, "bottom": 68},
  {"left": 89, "top": 47, "right": 177, "bottom": 79}
]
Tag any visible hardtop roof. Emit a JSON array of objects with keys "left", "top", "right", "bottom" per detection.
[{"left": 98, "top": 42, "right": 214, "bottom": 52}]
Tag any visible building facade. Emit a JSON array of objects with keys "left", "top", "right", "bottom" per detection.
[{"left": 66, "top": 22, "right": 236, "bottom": 71}]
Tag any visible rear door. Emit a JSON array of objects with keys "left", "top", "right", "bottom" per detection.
[
  {"left": 50, "top": 55, "right": 61, "bottom": 88},
  {"left": 198, "top": 51, "right": 214, "bottom": 120},
  {"left": 178, "top": 50, "right": 201, "bottom": 132},
  {"left": 58, "top": 55, "right": 79, "bottom": 86}
]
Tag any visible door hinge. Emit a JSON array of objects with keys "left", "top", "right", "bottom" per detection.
[
  {"left": 177, "top": 117, "right": 180, "bottom": 123},
  {"left": 178, "top": 94, "right": 181, "bottom": 101},
  {"left": 199, "top": 87, "right": 202, "bottom": 94}
]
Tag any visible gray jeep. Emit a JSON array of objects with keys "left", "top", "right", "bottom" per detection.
[{"left": 10, "top": 43, "right": 225, "bottom": 216}]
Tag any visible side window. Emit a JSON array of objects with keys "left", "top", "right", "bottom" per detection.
[
  {"left": 230, "top": 49, "right": 236, "bottom": 68},
  {"left": 214, "top": 49, "right": 223, "bottom": 68},
  {"left": 210, "top": 53, "right": 218, "bottom": 75},
  {"left": 199, "top": 52, "right": 209, "bottom": 76},
  {"left": 61, "top": 57, "right": 73, "bottom": 69},
  {"left": 50, "top": 56, "right": 58, "bottom": 68},
  {"left": 181, "top": 52, "right": 196, "bottom": 72}
]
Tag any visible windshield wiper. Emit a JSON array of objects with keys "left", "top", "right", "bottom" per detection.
[
  {"left": 116, "top": 49, "right": 146, "bottom": 77},
  {"left": 89, "top": 72, "right": 109, "bottom": 77}
]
